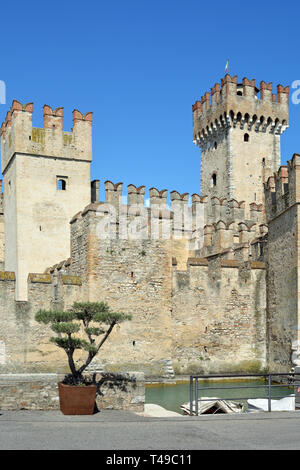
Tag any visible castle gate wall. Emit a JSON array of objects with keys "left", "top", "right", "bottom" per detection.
[{"left": 172, "top": 259, "right": 267, "bottom": 374}]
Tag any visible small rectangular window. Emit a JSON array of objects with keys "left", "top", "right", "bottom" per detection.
[{"left": 56, "top": 176, "right": 68, "bottom": 191}]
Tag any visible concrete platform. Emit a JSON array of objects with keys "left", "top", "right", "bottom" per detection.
[{"left": 1, "top": 409, "right": 300, "bottom": 449}]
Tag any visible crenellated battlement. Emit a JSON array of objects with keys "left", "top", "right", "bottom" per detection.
[
  {"left": 128, "top": 184, "right": 146, "bottom": 206},
  {"left": 68, "top": 179, "right": 267, "bottom": 265},
  {"left": 264, "top": 154, "right": 300, "bottom": 221},
  {"left": 0, "top": 100, "right": 93, "bottom": 174},
  {"left": 72, "top": 179, "right": 267, "bottom": 228},
  {"left": 205, "top": 195, "right": 263, "bottom": 226},
  {"left": 43, "top": 105, "right": 64, "bottom": 130},
  {"left": 193, "top": 74, "right": 289, "bottom": 147},
  {"left": 70, "top": 180, "right": 206, "bottom": 247},
  {"left": 203, "top": 218, "right": 261, "bottom": 251}
]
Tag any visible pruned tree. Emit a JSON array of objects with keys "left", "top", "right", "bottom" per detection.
[{"left": 35, "top": 302, "right": 132, "bottom": 385}]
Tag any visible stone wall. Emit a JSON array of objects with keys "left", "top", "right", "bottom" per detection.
[
  {"left": 264, "top": 156, "right": 300, "bottom": 371},
  {"left": 94, "top": 372, "right": 145, "bottom": 412},
  {"left": 267, "top": 205, "right": 298, "bottom": 371},
  {"left": 0, "top": 189, "right": 4, "bottom": 267},
  {"left": 0, "top": 182, "right": 269, "bottom": 377},
  {"left": 0, "top": 374, "right": 62, "bottom": 410},
  {"left": 0, "top": 273, "right": 82, "bottom": 373},
  {"left": 70, "top": 206, "right": 174, "bottom": 377},
  {"left": 172, "top": 258, "right": 267, "bottom": 374},
  {"left": 0, "top": 372, "right": 145, "bottom": 411}
]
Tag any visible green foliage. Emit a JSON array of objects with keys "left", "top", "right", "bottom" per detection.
[
  {"left": 84, "top": 326, "right": 105, "bottom": 337},
  {"left": 50, "top": 336, "right": 88, "bottom": 351},
  {"left": 71, "top": 301, "right": 131, "bottom": 324},
  {"left": 35, "top": 301, "right": 132, "bottom": 383},
  {"left": 51, "top": 322, "right": 80, "bottom": 335},
  {"left": 35, "top": 309, "right": 75, "bottom": 324}
]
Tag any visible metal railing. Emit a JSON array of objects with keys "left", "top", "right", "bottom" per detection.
[{"left": 189, "top": 373, "right": 299, "bottom": 416}]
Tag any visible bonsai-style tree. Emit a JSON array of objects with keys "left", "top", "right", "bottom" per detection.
[{"left": 35, "top": 301, "right": 132, "bottom": 385}]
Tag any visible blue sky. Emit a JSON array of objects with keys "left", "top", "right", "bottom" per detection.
[{"left": 0, "top": 0, "right": 299, "bottom": 200}]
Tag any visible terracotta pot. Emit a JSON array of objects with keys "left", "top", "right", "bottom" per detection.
[{"left": 58, "top": 382, "right": 97, "bottom": 415}]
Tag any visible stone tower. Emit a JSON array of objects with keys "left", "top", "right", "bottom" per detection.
[
  {"left": 0, "top": 101, "right": 93, "bottom": 300},
  {"left": 264, "top": 155, "right": 300, "bottom": 371},
  {"left": 192, "top": 74, "right": 289, "bottom": 215}
]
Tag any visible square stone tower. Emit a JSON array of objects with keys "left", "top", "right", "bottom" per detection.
[
  {"left": 0, "top": 101, "right": 93, "bottom": 300},
  {"left": 193, "top": 74, "right": 289, "bottom": 215}
]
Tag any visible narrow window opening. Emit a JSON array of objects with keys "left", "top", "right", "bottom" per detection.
[
  {"left": 214, "top": 141, "right": 217, "bottom": 150},
  {"left": 133, "top": 341, "right": 136, "bottom": 346},
  {"left": 259, "top": 243, "right": 264, "bottom": 257},
  {"left": 54, "top": 283, "right": 59, "bottom": 301},
  {"left": 237, "top": 91, "right": 243, "bottom": 96},
  {"left": 212, "top": 173, "right": 217, "bottom": 187},
  {"left": 244, "top": 133, "right": 249, "bottom": 142},
  {"left": 57, "top": 179, "right": 66, "bottom": 191},
  {"left": 262, "top": 158, "right": 265, "bottom": 167}
]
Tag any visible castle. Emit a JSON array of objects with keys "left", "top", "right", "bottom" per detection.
[{"left": 0, "top": 74, "right": 298, "bottom": 378}]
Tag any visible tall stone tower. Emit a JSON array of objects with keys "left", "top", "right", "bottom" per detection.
[
  {"left": 192, "top": 74, "right": 289, "bottom": 214},
  {"left": 0, "top": 101, "right": 93, "bottom": 300}
]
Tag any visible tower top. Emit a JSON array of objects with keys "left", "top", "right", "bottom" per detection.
[
  {"left": 193, "top": 74, "right": 289, "bottom": 148},
  {"left": 0, "top": 100, "right": 93, "bottom": 174}
]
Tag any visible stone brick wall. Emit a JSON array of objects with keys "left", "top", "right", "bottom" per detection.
[
  {"left": 267, "top": 206, "right": 297, "bottom": 371},
  {"left": 70, "top": 207, "right": 174, "bottom": 376},
  {"left": 264, "top": 155, "right": 300, "bottom": 371},
  {"left": 0, "top": 191, "right": 4, "bottom": 266},
  {"left": 0, "top": 273, "right": 82, "bottom": 373},
  {"left": 0, "top": 180, "right": 270, "bottom": 377},
  {"left": 172, "top": 258, "right": 267, "bottom": 374},
  {"left": 0, "top": 372, "right": 145, "bottom": 411},
  {"left": 94, "top": 372, "right": 145, "bottom": 412}
]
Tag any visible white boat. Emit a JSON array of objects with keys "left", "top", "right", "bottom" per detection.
[
  {"left": 181, "top": 397, "right": 245, "bottom": 415},
  {"left": 247, "top": 394, "right": 295, "bottom": 412}
]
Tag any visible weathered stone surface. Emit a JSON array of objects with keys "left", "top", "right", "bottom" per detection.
[
  {"left": 0, "top": 372, "right": 145, "bottom": 411},
  {"left": 94, "top": 372, "right": 145, "bottom": 412}
]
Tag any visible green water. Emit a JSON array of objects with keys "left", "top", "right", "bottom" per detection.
[{"left": 145, "top": 380, "right": 293, "bottom": 413}]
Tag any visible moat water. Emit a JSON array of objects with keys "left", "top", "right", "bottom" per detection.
[{"left": 145, "top": 380, "right": 293, "bottom": 413}]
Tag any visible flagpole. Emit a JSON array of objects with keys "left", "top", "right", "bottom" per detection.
[{"left": 225, "top": 59, "right": 229, "bottom": 74}]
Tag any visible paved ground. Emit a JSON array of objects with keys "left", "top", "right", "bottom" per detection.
[{"left": 1, "top": 409, "right": 300, "bottom": 450}]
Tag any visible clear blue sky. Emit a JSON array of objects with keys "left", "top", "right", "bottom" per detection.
[{"left": 0, "top": 0, "right": 299, "bottom": 200}]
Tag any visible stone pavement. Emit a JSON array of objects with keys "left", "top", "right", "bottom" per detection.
[{"left": 1, "top": 409, "right": 300, "bottom": 450}]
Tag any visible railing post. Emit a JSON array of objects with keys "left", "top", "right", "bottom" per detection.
[
  {"left": 189, "top": 376, "right": 193, "bottom": 416},
  {"left": 195, "top": 378, "right": 199, "bottom": 416},
  {"left": 268, "top": 374, "right": 272, "bottom": 412}
]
